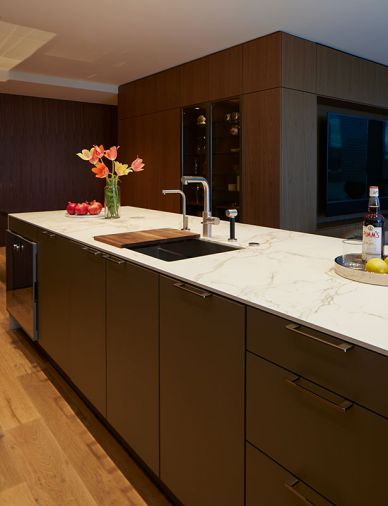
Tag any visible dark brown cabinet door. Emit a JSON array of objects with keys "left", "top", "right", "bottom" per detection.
[
  {"left": 242, "top": 89, "right": 281, "bottom": 227},
  {"left": 37, "top": 230, "right": 72, "bottom": 374},
  {"left": 242, "top": 33, "right": 281, "bottom": 94},
  {"left": 67, "top": 243, "right": 106, "bottom": 416},
  {"left": 106, "top": 258, "right": 159, "bottom": 474},
  {"left": 119, "top": 109, "right": 181, "bottom": 213},
  {"left": 160, "top": 276, "right": 245, "bottom": 506}
]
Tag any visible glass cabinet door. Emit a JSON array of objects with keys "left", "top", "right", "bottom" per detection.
[
  {"left": 211, "top": 99, "right": 241, "bottom": 220},
  {"left": 182, "top": 104, "right": 209, "bottom": 216},
  {"left": 181, "top": 99, "right": 241, "bottom": 220}
]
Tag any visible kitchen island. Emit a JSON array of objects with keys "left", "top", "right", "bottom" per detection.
[{"left": 8, "top": 207, "right": 388, "bottom": 506}]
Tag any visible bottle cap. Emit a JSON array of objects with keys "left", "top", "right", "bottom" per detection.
[{"left": 369, "top": 186, "right": 379, "bottom": 197}]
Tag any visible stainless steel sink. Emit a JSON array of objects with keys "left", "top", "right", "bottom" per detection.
[{"left": 124, "top": 238, "right": 241, "bottom": 261}]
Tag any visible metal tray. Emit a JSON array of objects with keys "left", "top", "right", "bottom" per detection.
[{"left": 334, "top": 254, "right": 388, "bottom": 286}]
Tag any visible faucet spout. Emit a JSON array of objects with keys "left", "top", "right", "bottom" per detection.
[
  {"left": 181, "top": 176, "right": 218, "bottom": 237},
  {"left": 162, "top": 189, "right": 189, "bottom": 230}
]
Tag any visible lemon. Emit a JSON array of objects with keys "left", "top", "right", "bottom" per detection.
[
  {"left": 385, "top": 257, "right": 388, "bottom": 267},
  {"left": 365, "top": 258, "right": 388, "bottom": 274}
]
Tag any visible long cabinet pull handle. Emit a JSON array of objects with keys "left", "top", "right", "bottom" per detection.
[
  {"left": 42, "top": 230, "right": 55, "bottom": 238},
  {"left": 284, "top": 478, "right": 314, "bottom": 505},
  {"left": 286, "top": 323, "right": 353, "bottom": 353},
  {"left": 82, "top": 246, "right": 101, "bottom": 256},
  {"left": 286, "top": 375, "right": 353, "bottom": 413},
  {"left": 173, "top": 282, "right": 212, "bottom": 299},
  {"left": 104, "top": 255, "right": 125, "bottom": 264}
]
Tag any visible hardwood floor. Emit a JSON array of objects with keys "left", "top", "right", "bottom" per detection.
[{"left": 0, "top": 248, "right": 171, "bottom": 505}]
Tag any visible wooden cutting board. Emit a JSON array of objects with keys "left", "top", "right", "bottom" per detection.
[{"left": 94, "top": 228, "right": 200, "bottom": 248}]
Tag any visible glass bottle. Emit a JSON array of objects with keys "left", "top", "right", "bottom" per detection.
[{"left": 362, "top": 186, "right": 385, "bottom": 261}]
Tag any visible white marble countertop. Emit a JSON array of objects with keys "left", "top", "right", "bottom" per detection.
[{"left": 10, "top": 206, "right": 388, "bottom": 356}]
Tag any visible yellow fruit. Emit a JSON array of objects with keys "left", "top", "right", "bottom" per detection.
[
  {"left": 365, "top": 258, "right": 388, "bottom": 274},
  {"left": 385, "top": 257, "right": 388, "bottom": 267}
]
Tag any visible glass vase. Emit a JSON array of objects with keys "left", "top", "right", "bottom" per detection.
[{"left": 104, "top": 181, "right": 121, "bottom": 219}]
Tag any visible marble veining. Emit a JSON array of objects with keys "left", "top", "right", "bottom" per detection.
[{"left": 10, "top": 207, "right": 388, "bottom": 356}]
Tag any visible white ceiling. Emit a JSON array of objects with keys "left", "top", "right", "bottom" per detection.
[{"left": 0, "top": 0, "right": 387, "bottom": 105}]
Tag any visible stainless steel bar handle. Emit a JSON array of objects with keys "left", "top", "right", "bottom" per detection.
[
  {"left": 286, "top": 375, "right": 353, "bottom": 413},
  {"left": 286, "top": 323, "right": 353, "bottom": 353},
  {"left": 284, "top": 478, "right": 314, "bottom": 505},
  {"left": 173, "top": 282, "right": 212, "bottom": 299},
  {"left": 42, "top": 230, "right": 56, "bottom": 238},
  {"left": 104, "top": 255, "right": 125, "bottom": 264},
  {"left": 82, "top": 246, "right": 101, "bottom": 256}
]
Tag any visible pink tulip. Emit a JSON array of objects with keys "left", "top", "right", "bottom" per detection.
[
  {"left": 131, "top": 157, "right": 145, "bottom": 172},
  {"left": 105, "top": 146, "right": 119, "bottom": 161},
  {"left": 94, "top": 144, "right": 105, "bottom": 159}
]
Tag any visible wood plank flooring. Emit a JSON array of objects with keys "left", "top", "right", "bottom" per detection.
[{"left": 0, "top": 248, "right": 171, "bottom": 505}]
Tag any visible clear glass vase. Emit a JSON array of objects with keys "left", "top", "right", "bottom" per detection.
[{"left": 104, "top": 181, "right": 120, "bottom": 219}]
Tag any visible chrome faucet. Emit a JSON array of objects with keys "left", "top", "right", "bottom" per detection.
[
  {"left": 162, "top": 189, "right": 189, "bottom": 230},
  {"left": 181, "top": 176, "right": 219, "bottom": 237}
]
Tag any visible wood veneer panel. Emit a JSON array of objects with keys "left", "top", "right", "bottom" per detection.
[
  {"left": 180, "top": 56, "right": 210, "bottom": 106},
  {"left": 209, "top": 45, "right": 243, "bottom": 100},
  {"left": 0, "top": 94, "right": 116, "bottom": 244},
  {"left": 118, "top": 81, "right": 137, "bottom": 119},
  {"left": 281, "top": 33, "right": 316, "bottom": 92},
  {"left": 155, "top": 67, "right": 182, "bottom": 112},
  {"left": 242, "top": 89, "right": 281, "bottom": 227},
  {"left": 317, "top": 45, "right": 388, "bottom": 108},
  {"left": 119, "top": 109, "right": 181, "bottom": 213},
  {"left": 119, "top": 67, "right": 181, "bottom": 119},
  {"left": 134, "top": 76, "right": 158, "bottom": 116},
  {"left": 243, "top": 33, "right": 282, "bottom": 94},
  {"left": 280, "top": 89, "right": 317, "bottom": 232}
]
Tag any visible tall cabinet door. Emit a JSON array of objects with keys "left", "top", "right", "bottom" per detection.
[
  {"left": 67, "top": 243, "right": 107, "bottom": 416},
  {"left": 119, "top": 108, "right": 181, "bottom": 213},
  {"left": 38, "top": 230, "right": 72, "bottom": 374},
  {"left": 106, "top": 258, "right": 159, "bottom": 475},
  {"left": 160, "top": 276, "right": 245, "bottom": 506}
]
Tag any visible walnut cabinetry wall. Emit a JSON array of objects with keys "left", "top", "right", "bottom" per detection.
[
  {"left": 118, "top": 31, "right": 388, "bottom": 232},
  {"left": 0, "top": 94, "right": 117, "bottom": 246}
]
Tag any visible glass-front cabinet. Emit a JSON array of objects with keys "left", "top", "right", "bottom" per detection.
[{"left": 182, "top": 99, "right": 241, "bottom": 220}]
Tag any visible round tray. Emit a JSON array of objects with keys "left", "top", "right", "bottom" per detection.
[{"left": 334, "top": 254, "right": 388, "bottom": 286}]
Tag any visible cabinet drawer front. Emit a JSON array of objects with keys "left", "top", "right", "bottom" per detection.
[
  {"left": 247, "top": 306, "right": 388, "bottom": 418},
  {"left": 247, "top": 352, "right": 388, "bottom": 506},
  {"left": 247, "top": 443, "right": 333, "bottom": 506},
  {"left": 8, "top": 217, "right": 38, "bottom": 242}
]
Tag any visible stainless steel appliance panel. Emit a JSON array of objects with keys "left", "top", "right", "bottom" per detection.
[{"left": 6, "top": 231, "right": 38, "bottom": 340}]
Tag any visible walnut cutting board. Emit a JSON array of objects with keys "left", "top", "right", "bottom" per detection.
[{"left": 94, "top": 228, "right": 200, "bottom": 248}]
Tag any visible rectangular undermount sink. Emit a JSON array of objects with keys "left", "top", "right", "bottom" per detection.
[{"left": 124, "top": 238, "right": 241, "bottom": 261}]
